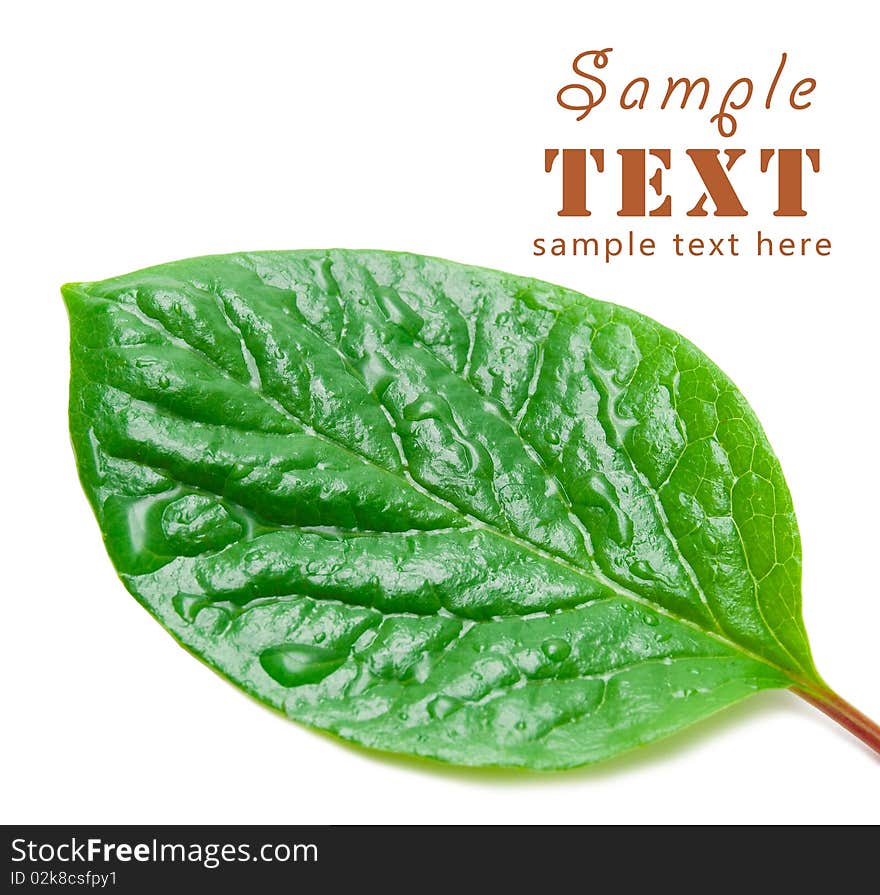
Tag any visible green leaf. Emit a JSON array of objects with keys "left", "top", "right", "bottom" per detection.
[{"left": 62, "top": 250, "right": 871, "bottom": 769}]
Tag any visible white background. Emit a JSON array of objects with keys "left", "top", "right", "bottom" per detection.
[{"left": 2, "top": 0, "right": 878, "bottom": 825}]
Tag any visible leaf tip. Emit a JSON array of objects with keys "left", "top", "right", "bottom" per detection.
[
  {"left": 61, "top": 282, "right": 79, "bottom": 305},
  {"left": 60, "top": 282, "right": 91, "bottom": 310}
]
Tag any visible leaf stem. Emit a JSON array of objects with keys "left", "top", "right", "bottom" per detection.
[{"left": 793, "top": 688, "right": 880, "bottom": 758}]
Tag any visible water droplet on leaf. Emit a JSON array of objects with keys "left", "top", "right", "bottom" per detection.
[
  {"left": 260, "top": 643, "right": 347, "bottom": 687},
  {"left": 376, "top": 286, "right": 424, "bottom": 336},
  {"left": 630, "top": 560, "right": 655, "bottom": 580},
  {"left": 427, "top": 695, "right": 461, "bottom": 720},
  {"left": 541, "top": 638, "right": 571, "bottom": 661}
]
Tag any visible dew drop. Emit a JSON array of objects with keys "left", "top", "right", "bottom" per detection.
[
  {"left": 630, "top": 560, "right": 655, "bottom": 580},
  {"left": 357, "top": 353, "right": 396, "bottom": 396},
  {"left": 427, "top": 695, "right": 461, "bottom": 720},
  {"left": 541, "top": 638, "right": 571, "bottom": 662},
  {"left": 641, "top": 612, "right": 659, "bottom": 627},
  {"left": 193, "top": 605, "right": 229, "bottom": 636},
  {"left": 403, "top": 393, "right": 450, "bottom": 423},
  {"left": 228, "top": 462, "right": 254, "bottom": 481},
  {"left": 673, "top": 687, "right": 698, "bottom": 699},
  {"left": 376, "top": 286, "right": 424, "bottom": 336},
  {"left": 172, "top": 593, "right": 208, "bottom": 622},
  {"left": 259, "top": 643, "right": 347, "bottom": 688}
]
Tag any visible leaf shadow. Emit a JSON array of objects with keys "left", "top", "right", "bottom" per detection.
[{"left": 302, "top": 689, "right": 816, "bottom": 785}]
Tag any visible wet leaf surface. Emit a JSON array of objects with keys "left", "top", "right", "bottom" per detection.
[{"left": 64, "top": 250, "right": 826, "bottom": 768}]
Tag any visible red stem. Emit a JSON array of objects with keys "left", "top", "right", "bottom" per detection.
[{"left": 793, "top": 688, "right": 880, "bottom": 758}]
